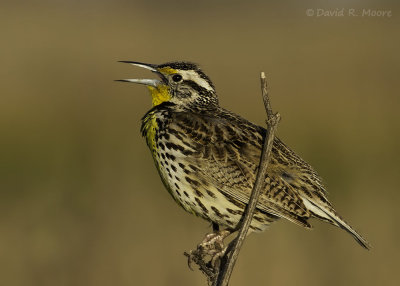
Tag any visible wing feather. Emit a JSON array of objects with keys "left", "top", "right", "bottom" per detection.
[{"left": 170, "top": 111, "right": 312, "bottom": 228}]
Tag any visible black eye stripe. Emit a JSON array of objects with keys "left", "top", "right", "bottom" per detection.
[{"left": 184, "top": 80, "right": 213, "bottom": 94}]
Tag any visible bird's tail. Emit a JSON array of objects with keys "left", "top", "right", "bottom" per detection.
[{"left": 302, "top": 197, "right": 371, "bottom": 250}]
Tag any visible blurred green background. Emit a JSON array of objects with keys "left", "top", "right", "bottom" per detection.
[{"left": 1, "top": 0, "right": 399, "bottom": 285}]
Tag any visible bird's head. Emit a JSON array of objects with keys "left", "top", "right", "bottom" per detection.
[{"left": 117, "top": 61, "right": 218, "bottom": 108}]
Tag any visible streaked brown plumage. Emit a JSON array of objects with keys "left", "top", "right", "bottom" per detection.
[{"left": 119, "top": 61, "right": 370, "bottom": 249}]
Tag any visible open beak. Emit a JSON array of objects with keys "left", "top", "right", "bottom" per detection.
[{"left": 116, "top": 61, "right": 162, "bottom": 87}]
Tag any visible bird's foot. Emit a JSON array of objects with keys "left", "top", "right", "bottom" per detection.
[
  {"left": 198, "top": 230, "right": 230, "bottom": 258},
  {"left": 184, "top": 229, "right": 231, "bottom": 283}
]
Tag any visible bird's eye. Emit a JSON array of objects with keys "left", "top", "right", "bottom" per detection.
[{"left": 172, "top": 74, "right": 183, "bottom": 82}]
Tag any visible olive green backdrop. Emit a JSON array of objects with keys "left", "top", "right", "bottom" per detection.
[{"left": 1, "top": 1, "right": 399, "bottom": 285}]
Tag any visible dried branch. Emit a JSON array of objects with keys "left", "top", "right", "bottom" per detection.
[
  {"left": 212, "top": 72, "right": 281, "bottom": 286},
  {"left": 185, "top": 72, "right": 280, "bottom": 286}
]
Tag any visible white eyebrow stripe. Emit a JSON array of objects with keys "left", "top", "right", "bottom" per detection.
[{"left": 180, "top": 70, "right": 213, "bottom": 91}]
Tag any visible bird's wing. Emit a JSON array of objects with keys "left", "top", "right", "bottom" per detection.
[{"left": 170, "top": 111, "right": 312, "bottom": 228}]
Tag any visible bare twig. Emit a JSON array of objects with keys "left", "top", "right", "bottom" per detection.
[
  {"left": 213, "top": 72, "right": 281, "bottom": 286},
  {"left": 185, "top": 72, "right": 280, "bottom": 286}
]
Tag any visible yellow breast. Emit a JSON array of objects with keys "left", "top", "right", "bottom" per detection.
[{"left": 142, "top": 84, "right": 171, "bottom": 155}]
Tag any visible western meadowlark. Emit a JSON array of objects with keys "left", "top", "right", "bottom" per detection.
[{"left": 117, "top": 61, "right": 370, "bottom": 250}]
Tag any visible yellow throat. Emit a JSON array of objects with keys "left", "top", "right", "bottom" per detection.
[
  {"left": 147, "top": 85, "right": 171, "bottom": 106},
  {"left": 143, "top": 68, "right": 176, "bottom": 153},
  {"left": 142, "top": 84, "right": 172, "bottom": 156}
]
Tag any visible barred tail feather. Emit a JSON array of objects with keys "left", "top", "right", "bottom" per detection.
[{"left": 302, "top": 198, "right": 371, "bottom": 250}]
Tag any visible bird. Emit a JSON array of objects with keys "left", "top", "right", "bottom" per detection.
[{"left": 117, "top": 61, "right": 370, "bottom": 250}]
